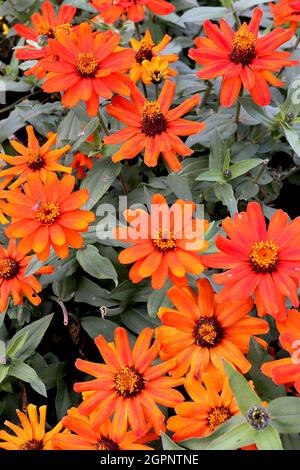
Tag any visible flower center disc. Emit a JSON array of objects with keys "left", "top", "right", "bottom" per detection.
[
  {"left": 76, "top": 53, "right": 98, "bottom": 78},
  {"left": 207, "top": 406, "right": 232, "bottom": 431},
  {"left": 34, "top": 201, "right": 61, "bottom": 225},
  {"left": 0, "top": 257, "right": 19, "bottom": 279},
  {"left": 94, "top": 437, "right": 119, "bottom": 450},
  {"left": 141, "top": 101, "right": 168, "bottom": 137},
  {"left": 249, "top": 241, "right": 279, "bottom": 273},
  {"left": 114, "top": 366, "right": 145, "bottom": 398},
  {"left": 27, "top": 150, "right": 45, "bottom": 171},
  {"left": 194, "top": 317, "right": 223, "bottom": 348},
  {"left": 152, "top": 228, "right": 176, "bottom": 252},
  {"left": 230, "top": 29, "right": 256, "bottom": 66},
  {"left": 135, "top": 39, "right": 154, "bottom": 63},
  {"left": 19, "top": 439, "right": 44, "bottom": 450}
]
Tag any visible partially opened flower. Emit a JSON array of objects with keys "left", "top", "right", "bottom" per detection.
[
  {"left": 155, "top": 278, "right": 269, "bottom": 379},
  {"left": 201, "top": 202, "right": 300, "bottom": 320},
  {"left": 167, "top": 373, "right": 239, "bottom": 441},
  {"left": 262, "top": 309, "right": 300, "bottom": 393},
  {"left": 141, "top": 56, "right": 177, "bottom": 85},
  {"left": 3, "top": 173, "right": 95, "bottom": 261},
  {"left": 104, "top": 80, "right": 205, "bottom": 171},
  {"left": 129, "top": 30, "right": 178, "bottom": 84},
  {"left": 42, "top": 23, "right": 135, "bottom": 116},
  {"left": 52, "top": 408, "right": 155, "bottom": 450},
  {"left": 270, "top": 0, "right": 300, "bottom": 33},
  {"left": 14, "top": 1, "right": 76, "bottom": 79},
  {"left": 0, "top": 239, "right": 52, "bottom": 313},
  {"left": 116, "top": 194, "right": 209, "bottom": 289},
  {"left": 74, "top": 327, "right": 184, "bottom": 438},
  {"left": 0, "top": 404, "right": 63, "bottom": 450},
  {"left": 0, "top": 126, "right": 71, "bottom": 189},
  {"left": 71, "top": 152, "right": 97, "bottom": 180},
  {"left": 188, "top": 7, "right": 297, "bottom": 107},
  {"left": 91, "top": 0, "right": 175, "bottom": 24}
]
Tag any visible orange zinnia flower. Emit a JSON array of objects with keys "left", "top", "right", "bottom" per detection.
[
  {"left": 0, "top": 126, "right": 71, "bottom": 189},
  {"left": 14, "top": 1, "right": 76, "bottom": 79},
  {"left": 104, "top": 80, "right": 205, "bottom": 171},
  {"left": 74, "top": 327, "right": 184, "bottom": 437},
  {"left": 116, "top": 194, "right": 209, "bottom": 289},
  {"left": 129, "top": 30, "right": 178, "bottom": 84},
  {"left": 0, "top": 239, "right": 53, "bottom": 313},
  {"left": 91, "top": 0, "right": 175, "bottom": 24},
  {"left": 42, "top": 23, "right": 135, "bottom": 116},
  {"left": 167, "top": 373, "right": 239, "bottom": 441},
  {"left": 141, "top": 57, "right": 177, "bottom": 85},
  {"left": 201, "top": 202, "right": 300, "bottom": 320},
  {"left": 270, "top": 0, "right": 300, "bottom": 33},
  {"left": 188, "top": 7, "right": 298, "bottom": 107},
  {"left": 262, "top": 309, "right": 300, "bottom": 393},
  {"left": 0, "top": 404, "right": 63, "bottom": 450},
  {"left": 155, "top": 278, "right": 269, "bottom": 379},
  {"left": 3, "top": 173, "right": 95, "bottom": 261},
  {"left": 71, "top": 152, "right": 100, "bottom": 179},
  {"left": 53, "top": 408, "right": 155, "bottom": 450}
]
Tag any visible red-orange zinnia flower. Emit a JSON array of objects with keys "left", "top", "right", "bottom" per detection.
[
  {"left": 3, "top": 173, "right": 95, "bottom": 261},
  {"left": 52, "top": 408, "right": 155, "bottom": 450},
  {"left": 0, "top": 404, "right": 63, "bottom": 450},
  {"left": 155, "top": 278, "right": 269, "bottom": 379},
  {"left": 201, "top": 202, "right": 300, "bottom": 320},
  {"left": 71, "top": 152, "right": 99, "bottom": 180},
  {"left": 0, "top": 239, "right": 52, "bottom": 313},
  {"left": 91, "top": 0, "right": 175, "bottom": 24},
  {"left": 42, "top": 23, "right": 135, "bottom": 116},
  {"left": 270, "top": 0, "right": 300, "bottom": 33},
  {"left": 14, "top": 1, "right": 76, "bottom": 79},
  {"left": 0, "top": 126, "right": 71, "bottom": 189},
  {"left": 188, "top": 7, "right": 298, "bottom": 107},
  {"left": 104, "top": 80, "right": 205, "bottom": 171},
  {"left": 74, "top": 327, "right": 184, "bottom": 438},
  {"left": 116, "top": 194, "right": 209, "bottom": 289},
  {"left": 262, "top": 309, "right": 300, "bottom": 393},
  {"left": 167, "top": 373, "right": 239, "bottom": 441},
  {"left": 129, "top": 30, "right": 178, "bottom": 84}
]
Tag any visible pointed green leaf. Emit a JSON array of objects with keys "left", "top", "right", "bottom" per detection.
[
  {"left": 224, "top": 361, "right": 261, "bottom": 416},
  {"left": 196, "top": 169, "right": 225, "bottom": 182},
  {"left": 8, "top": 360, "right": 47, "bottom": 397},
  {"left": 268, "top": 397, "right": 300, "bottom": 433},
  {"left": 207, "top": 423, "right": 255, "bottom": 450},
  {"left": 161, "top": 432, "right": 184, "bottom": 450},
  {"left": 214, "top": 183, "right": 237, "bottom": 217},
  {"left": 6, "top": 332, "right": 28, "bottom": 358},
  {"left": 76, "top": 245, "right": 118, "bottom": 285},
  {"left": 255, "top": 426, "right": 283, "bottom": 450},
  {"left": 229, "top": 159, "right": 264, "bottom": 180}
]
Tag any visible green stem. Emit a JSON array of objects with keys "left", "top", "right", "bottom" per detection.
[
  {"left": 97, "top": 110, "right": 128, "bottom": 194},
  {"left": 142, "top": 81, "right": 148, "bottom": 98},
  {"left": 200, "top": 81, "right": 213, "bottom": 109},
  {"left": 155, "top": 83, "right": 159, "bottom": 100},
  {"left": 0, "top": 90, "right": 41, "bottom": 115},
  {"left": 230, "top": 2, "right": 241, "bottom": 29},
  {"left": 235, "top": 87, "right": 243, "bottom": 140},
  {"left": 280, "top": 165, "right": 300, "bottom": 181},
  {"left": 252, "top": 163, "right": 266, "bottom": 184}
]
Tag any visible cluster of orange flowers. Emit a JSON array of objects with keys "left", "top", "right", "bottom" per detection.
[{"left": 0, "top": 0, "right": 300, "bottom": 451}]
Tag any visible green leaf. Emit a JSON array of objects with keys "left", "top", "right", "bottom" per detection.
[
  {"left": 0, "top": 366, "right": 9, "bottom": 384},
  {"left": 282, "top": 125, "right": 300, "bottom": 157},
  {"left": 207, "top": 422, "right": 255, "bottom": 450},
  {"left": 229, "top": 159, "right": 264, "bottom": 180},
  {"left": 80, "top": 157, "right": 121, "bottom": 210},
  {"left": 9, "top": 360, "right": 47, "bottom": 397},
  {"left": 166, "top": 173, "right": 192, "bottom": 200},
  {"left": 9, "top": 314, "right": 54, "bottom": 361},
  {"left": 25, "top": 249, "right": 58, "bottom": 276},
  {"left": 224, "top": 361, "right": 261, "bottom": 416},
  {"left": 196, "top": 170, "right": 224, "bottom": 183},
  {"left": 121, "top": 307, "right": 161, "bottom": 335},
  {"left": 76, "top": 245, "right": 118, "bottom": 285},
  {"left": 161, "top": 432, "right": 184, "bottom": 450},
  {"left": 147, "top": 279, "right": 172, "bottom": 318},
  {"left": 6, "top": 332, "right": 28, "bottom": 358},
  {"left": 214, "top": 183, "right": 237, "bottom": 217},
  {"left": 81, "top": 316, "right": 119, "bottom": 342},
  {"left": 240, "top": 97, "right": 276, "bottom": 128},
  {"left": 75, "top": 277, "right": 116, "bottom": 307},
  {"left": 181, "top": 414, "right": 245, "bottom": 450},
  {"left": 248, "top": 338, "right": 286, "bottom": 401},
  {"left": 209, "top": 130, "right": 227, "bottom": 171},
  {"left": 181, "top": 6, "right": 228, "bottom": 24},
  {"left": 55, "top": 379, "right": 72, "bottom": 421},
  {"left": 268, "top": 397, "right": 300, "bottom": 433},
  {"left": 254, "top": 426, "right": 283, "bottom": 450}
]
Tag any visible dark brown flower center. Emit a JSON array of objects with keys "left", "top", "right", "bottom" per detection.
[
  {"left": 135, "top": 37, "right": 154, "bottom": 64},
  {"left": 27, "top": 150, "right": 45, "bottom": 171},
  {"left": 0, "top": 257, "right": 19, "bottom": 279},
  {"left": 230, "top": 29, "right": 256, "bottom": 67},
  {"left": 207, "top": 406, "right": 232, "bottom": 431},
  {"left": 194, "top": 316, "right": 223, "bottom": 348},
  {"left": 141, "top": 101, "right": 168, "bottom": 137},
  {"left": 76, "top": 53, "right": 98, "bottom": 78},
  {"left": 94, "top": 437, "right": 119, "bottom": 450},
  {"left": 152, "top": 228, "right": 176, "bottom": 252},
  {"left": 19, "top": 439, "right": 44, "bottom": 450},
  {"left": 114, "top": 366, "right": 145, "bottom": 398},
  {"left": 249, "top": 241, "right": 279, "bottom": 273}
]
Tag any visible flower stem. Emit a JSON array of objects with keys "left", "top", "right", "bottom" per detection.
[
  {"left": 200, "top": 81, "right": 213, "bottom": 109},
  {"left": 155, "top": 83, "right": 159, "bottom": 100},
  {"left": 235, "top": 87, "right": 243, "bottom": 140},
  {"left": 134, "top": 22, "right": 142, "bottom": 41},
  {"left": 230, "top": 2, "right": 241, "bottom": 29},
  {"left": 97, "top": 110, "right": 129, "bottom": 194}
]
